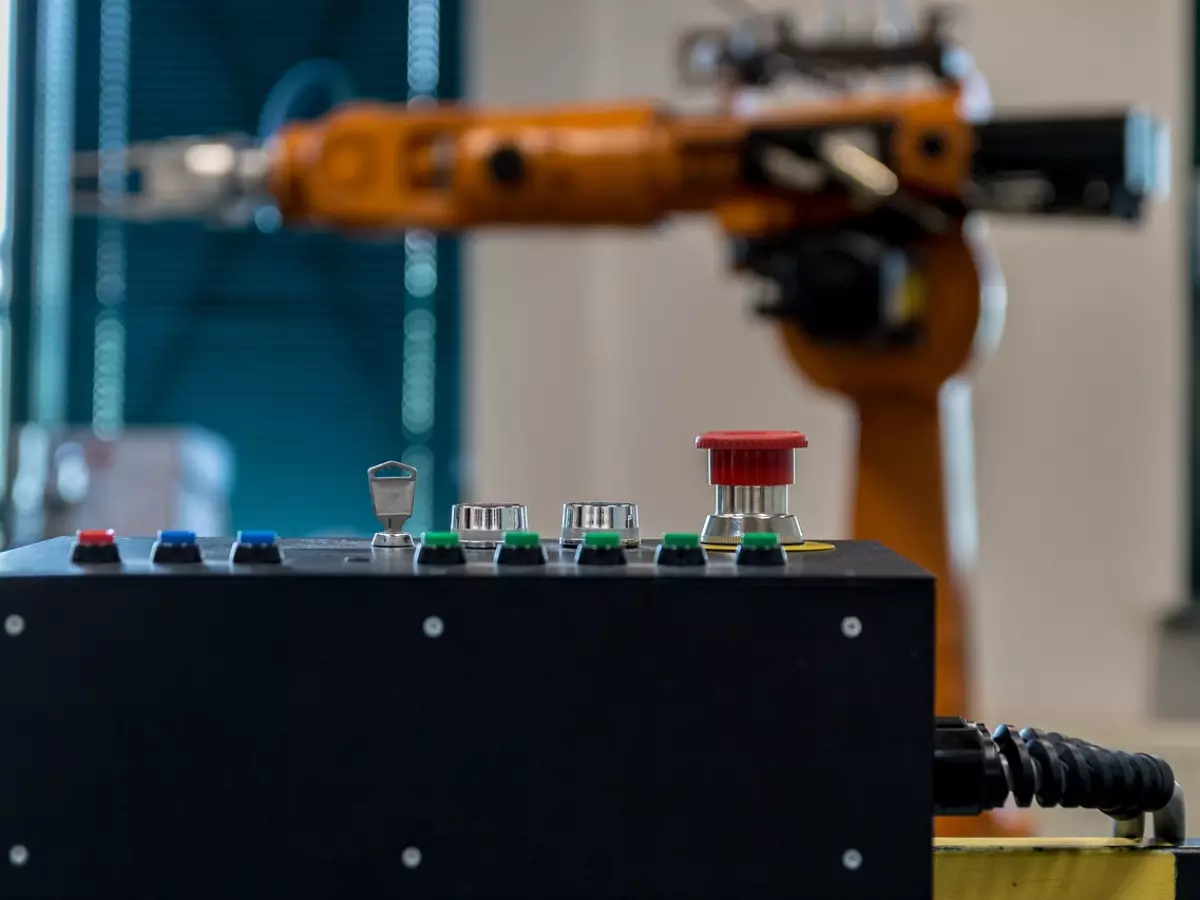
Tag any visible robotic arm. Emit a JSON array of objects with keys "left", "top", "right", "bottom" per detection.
[{"left": 73, "top": 10, "right": 1162, "bottom": 347}]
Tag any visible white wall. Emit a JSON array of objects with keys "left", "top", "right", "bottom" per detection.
[{"left": 464, "top": 0, "right": 1189, "bottom": 731}]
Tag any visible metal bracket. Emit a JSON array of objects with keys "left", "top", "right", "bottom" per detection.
[
  {"left": 368, "top": 461, "right": 418, "bottom": 549},
  {"left": 1111, "top": 781, "right": 1186, "bottom": 846}
]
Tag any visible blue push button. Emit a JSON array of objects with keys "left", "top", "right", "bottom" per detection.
[
  {"left": 230, "top": 530, "right": 283, "bottom": 564},
  {"left": 236, "top": 530, "right": 278, "bottom": 547},
  {"left": 157, "top": 529, "right": 197, "bottom": 546},
  {"left": 152, "top": 529, "right": 202, "bottom": 564}
]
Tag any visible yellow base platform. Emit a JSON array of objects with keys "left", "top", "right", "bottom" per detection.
[{"left": 935, "top": 838, "right": 1200, "bottom": 900}]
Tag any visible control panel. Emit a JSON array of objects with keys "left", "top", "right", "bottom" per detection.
[
  {"left": 0, "top": 430, "right": 840, "bottom": 574},
  {"left": 0, "top": 431, "right": 933, "bottom": 900},
  {"left": 0, "top": 528, "right": 878, "bottom": 577}
]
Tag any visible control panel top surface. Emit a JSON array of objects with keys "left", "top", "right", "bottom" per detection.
[{"left": 0, "top": 536, "right": 930, "bottom": 580}]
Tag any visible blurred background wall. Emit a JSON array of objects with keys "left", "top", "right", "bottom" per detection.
[{"left": 465, "top": 0, "right": 1196, "bottom": 811}]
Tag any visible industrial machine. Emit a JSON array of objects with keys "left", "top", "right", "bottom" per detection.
[
  {"left": 0, "top": 430, "right": 1189, "bottom": 899},
  {"left": 70, "top": 14, "right": 1166, "bottom": 843}
]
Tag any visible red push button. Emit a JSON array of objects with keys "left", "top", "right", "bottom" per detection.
[
  {"left": 71, "top": 529, "right": 120, "bottom": 564},
  {"left": 695, "top": 430, "right": 807, "bottom": 486},
  {"left": 76, "top": 529, "right": 116, "bottom": 546}
]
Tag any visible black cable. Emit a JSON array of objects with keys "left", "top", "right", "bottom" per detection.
[{"left": 934, "top": 717, "right": 1176, "bottom": 820}]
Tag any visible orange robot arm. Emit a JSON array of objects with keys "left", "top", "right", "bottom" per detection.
[{"left": 264, "top": 91, "right": 974, "bottom": 237}]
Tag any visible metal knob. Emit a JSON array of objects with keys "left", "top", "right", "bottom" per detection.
[
  {"left": 450, "top": 502, "right": 529, "bottom": 549},
  {"left": 560, "top": 501, "right": 640, "bottom": 547}
]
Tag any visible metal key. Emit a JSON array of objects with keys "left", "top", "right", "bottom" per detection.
[{"left": 368, "top": 461, "right": 418, "bottom": 549}]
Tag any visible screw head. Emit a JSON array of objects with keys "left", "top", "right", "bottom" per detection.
[
  {"left": 4, "top": 615, "right": 24, "bottom": 637},
  {"left": 422, "top": 616, "right": 444, "bottom": 639},
  {"left": 840, "top": 616, "right": 862, "bottom": 639},
  {"left": 8, "top": 845, "right": 28, "bottom": 867},
  {"left": 842, "top": 848, "right": 862, "bottom": 871},
  {"left": 402, "top": 845, "right": 422, "bottom": 869}
]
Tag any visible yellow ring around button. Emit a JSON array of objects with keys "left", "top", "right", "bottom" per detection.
[{"left": 701, "top": 540, "right": 835, "bottom": 553}]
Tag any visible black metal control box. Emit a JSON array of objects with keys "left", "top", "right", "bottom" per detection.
[{"left": 0, "top": 537, "right": 933, "bottom": 899}]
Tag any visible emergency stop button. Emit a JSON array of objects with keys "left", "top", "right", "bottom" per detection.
[
  {"left": 694, "top": 430, "right": 808, "bottom": 485},
  {"left": 695, "top": 430, "right": 808, "bottom": 549}
]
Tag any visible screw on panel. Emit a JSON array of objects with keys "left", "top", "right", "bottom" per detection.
[
  {"left": 841, "top": 848, "right": 862, "bottom": 871},
  {"left": 422, "top": 616, "right": 444, "bottom": 639},
  {"left": 840, "top": 616, "right": 862, "bottom": 639},
  {"left": 8, "top": 845, "right": 28, "bottom": 867},
  {"left": 402, "top": 846, "right": 422, "bottom": 869},
  {"left": 4, "top": 615, "right": 24, "bottom": 637}
]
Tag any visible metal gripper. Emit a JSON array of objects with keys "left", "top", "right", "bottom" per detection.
[
  {"left": 71, "top": 135, "right": 271, "bottom": 227},
  {"left": 368, "top": 461, "right": 418, "bottom": 549}
]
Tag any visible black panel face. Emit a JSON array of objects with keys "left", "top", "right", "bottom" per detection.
[{"left": 0, "top": 539, "right": 933, "bottom": 900}]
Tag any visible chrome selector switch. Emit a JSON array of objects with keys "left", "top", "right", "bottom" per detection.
[
  {"left": 450, "top": 502, "right": 529, "bottom": 549},
  {"left": 560, "top": 501, "right": 640, "bottom": 547}
]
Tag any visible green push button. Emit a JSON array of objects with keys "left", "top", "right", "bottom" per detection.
[
  {"left": 583, "top": 531, "right": 623, "bottom": 549},
  {"left": 662, "top": 532, "right": 701, "bottom": 549},
  {"left": 503, "top": 530, "right": 541, "bottom": 548},
  {"left": 741, "top": 532, "right": 780, "bottom": 549},
  {"left": 420, "top": 531, "right": 460, "bottom": 549}
]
